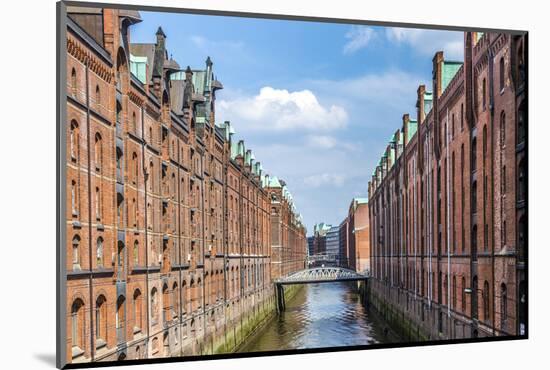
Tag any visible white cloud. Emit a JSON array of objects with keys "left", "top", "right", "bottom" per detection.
[
  {"left": 218, "top": 86, "right": 348, "bottom": 131},
  {"left": 306, "top": 135, "right": 359, "bottom": 151},
  {"left": 303, "top": 173, "right": 346, "bottom": 188},
  {"left": 343, "top": 26, "right": 376, "bottom": 54},
  {"left": 306, "top": 135, "right": 337, "bottom": 149},
  {"left": 386, "top": 28, "right": 464, "bottom": 60}
]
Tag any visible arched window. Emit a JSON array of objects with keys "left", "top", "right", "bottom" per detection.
[
  {"left": 483, "top": 280, "right": 490, "bottom": 323},
  {"left": 72, "top": 235, "right": 81, "bottom": 270},
  {"left": 518, "top": 215, "right": 526, "bottom": 262},
  {"left": 133, "top": 289, "right": 142, "bottom": 333},
  {"left": 132, "top": 198, "right": 136, "bottom": 228},
  {"left": 151, "top": 288, "right": 158, "bottom": 322},
  {"left": 132, "top": 152, "right": 138, "bottom": 185},
  {"left": 116, "top": 147, "right": 123, "bottom": 173},
  {"left": 133, "top": 240, "right": 139, "bottom": 266},
  {"left": 71, "top": 180, "right": 78, "bottom": 216},
  {"left": 132, "top": 112, "right": 137, "bottom": 133},
  {"left": 517, "top": 101, "right": 526, "bottom": 144},
  {"left": 172, "top": 282, "right": 178, "bottom": 317},
  {"left": 116, "top": 295, "right": 126, "bottom": 333},
  {"left": 518, "top": 158, "right": 526, "bottom": 203},
  {"left": 70, "top": 120, "right": 79, "bottom": 162},
  {"left": 95, "top": 295, "right": 107, "bottom": 343},
  {"left": 95, "top": 85, "right": 101, "bottom": 108},
  {"left": 117, "top": 192, "right": 124, "bottom": 228},
  {"left": 94, "top": 133, "right": 103, "bottom": 172},
  {"left": 149, "top": 160, "right": 154, "bottom": 192},
  {"left": 71, "top": 298, "right": 85, "bottom": 350},
  {"left": 71, "top": 68, "right": 77, "bottom": 97},
  {"left": 117, "top": 241, "right": 125, "bottom": 275},
  {"left": 181, "top": 280, "right": 187, "bottom": 314},
  {"left": 499, "top": 57, "right": 505, "bottom": 91},
  {"left": 116, "top": 102, "right": 122, "bottom": 125},
  {"left": 95, "top": 187, "right": 101, "bottom": 221},
  {"left": 500, "top": 283, "right": 507, "bottom": 331},
  {"left": 452, "top": 275, "right": 457, "bottom": 309},
  {"left": 96, "top": 237, "right": 104, "bottom": 268}
]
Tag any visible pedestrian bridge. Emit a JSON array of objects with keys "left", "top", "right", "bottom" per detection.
[
  {"left": 276, "top": 267, "right": 369, "bottom": 285},
  {"left": 274, "top": 267, "right": 369, "bottom": 312}
]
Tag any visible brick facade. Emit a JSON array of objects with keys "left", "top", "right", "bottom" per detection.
[
  {"left": 368, "top": 32, "right": 527, "bottom": 339},
  {"left": 64, "top": 7, "right": 307, "bottom": 364}
]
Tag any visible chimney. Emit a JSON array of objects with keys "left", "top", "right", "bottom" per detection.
[
  {"left": 433, "top": 50, "right": 444, "bottom": 98},
  {"left": 402, "top": 113, "right": 410, "bottom": 147},
  {"left": 416, "top": 85, "right": 426, "bottom": 124}
]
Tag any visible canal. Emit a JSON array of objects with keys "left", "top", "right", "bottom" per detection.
[{"left": 237, "top": 282, "right": 401, "bottom": 353}]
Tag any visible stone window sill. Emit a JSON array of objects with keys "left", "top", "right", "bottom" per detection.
[
  {"left": 71, "top": 346, "right": 84, "bottom": 358},
  {"left": 95, "top": 338, "right": 106, "bottom": 350}
]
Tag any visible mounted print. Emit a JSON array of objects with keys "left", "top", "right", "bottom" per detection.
[{"left": 56, "top": 1, "right": 528, "bottom": 368}]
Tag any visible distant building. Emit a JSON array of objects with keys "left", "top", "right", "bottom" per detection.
[
  {"left": 307, "top": 236, "right": 315, "bottom": 256},
  {"left": 325, "top": 226, "right": 340, "bottom": 264},
  {"left": 312, "top": 222, "right": 331, "bottom": 255},
  {"left": 337, "top": 198, "right": 370, "bottom": 272},
  {"left": 339, "top": 219, "right": 349, "bottom": 268},
  {"left": 348, "top": 198, "right": 370, "bottom": 273}
]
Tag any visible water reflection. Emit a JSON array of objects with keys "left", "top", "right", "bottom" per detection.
[{"left": 239, "top": 282, "right": 400, "bottom": 353}]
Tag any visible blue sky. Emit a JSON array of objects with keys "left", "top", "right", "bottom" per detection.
[{"left": 131, "top": 12, "right": 464, "bottom": 235}]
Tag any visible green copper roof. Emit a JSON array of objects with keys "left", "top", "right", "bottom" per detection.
[
  {"left": 170, "top": 71, "right": 185, "bottom": 80},
  {"left": 230, "top": 140, "right": 239, "bottom": 160},
  {"left": 192, "top": 70, "right": 206, "bottom": 95},
  {"left": 407, "top": 119, "right": 418, "bottom": 142},
  {"left": 237, "top": 141, "right": 245, "bottom": 157},
  {"left": 442, "top": 61, "right": 463, "bottom": 92},
  {"left": 423, "top": 92, "right": 433, "bottom": 115},
  {"left": 130, "top": 54, "right": 148, "bottom": 84},
  {"left": 354, "top": 197, "right": 368, "bottom": 204},
  {"left": 268, "top": 176, "right": 282, "bottom": 188}
]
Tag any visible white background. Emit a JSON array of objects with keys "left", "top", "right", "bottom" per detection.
[{"left": 0, "top": 0, "right": 545, "bottom": 368}]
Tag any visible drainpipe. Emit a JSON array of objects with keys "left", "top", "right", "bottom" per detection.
[{"left": 85, "top": 57, "right": 95, "bottom": 362}]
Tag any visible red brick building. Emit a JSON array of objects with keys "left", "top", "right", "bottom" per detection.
[
  {"left": 368, "top": 32, "right": 527, "bottom": 339},
  {"left": 337, "top": 198, "right": 370, "bottom": 272},
  {"left": 64, "top": 7, "right": 306, "bottom": 364}
]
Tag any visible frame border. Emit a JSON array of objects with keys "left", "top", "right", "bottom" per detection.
[{"left": 56, "top": 1, "right": 529, "bottom": 369}]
